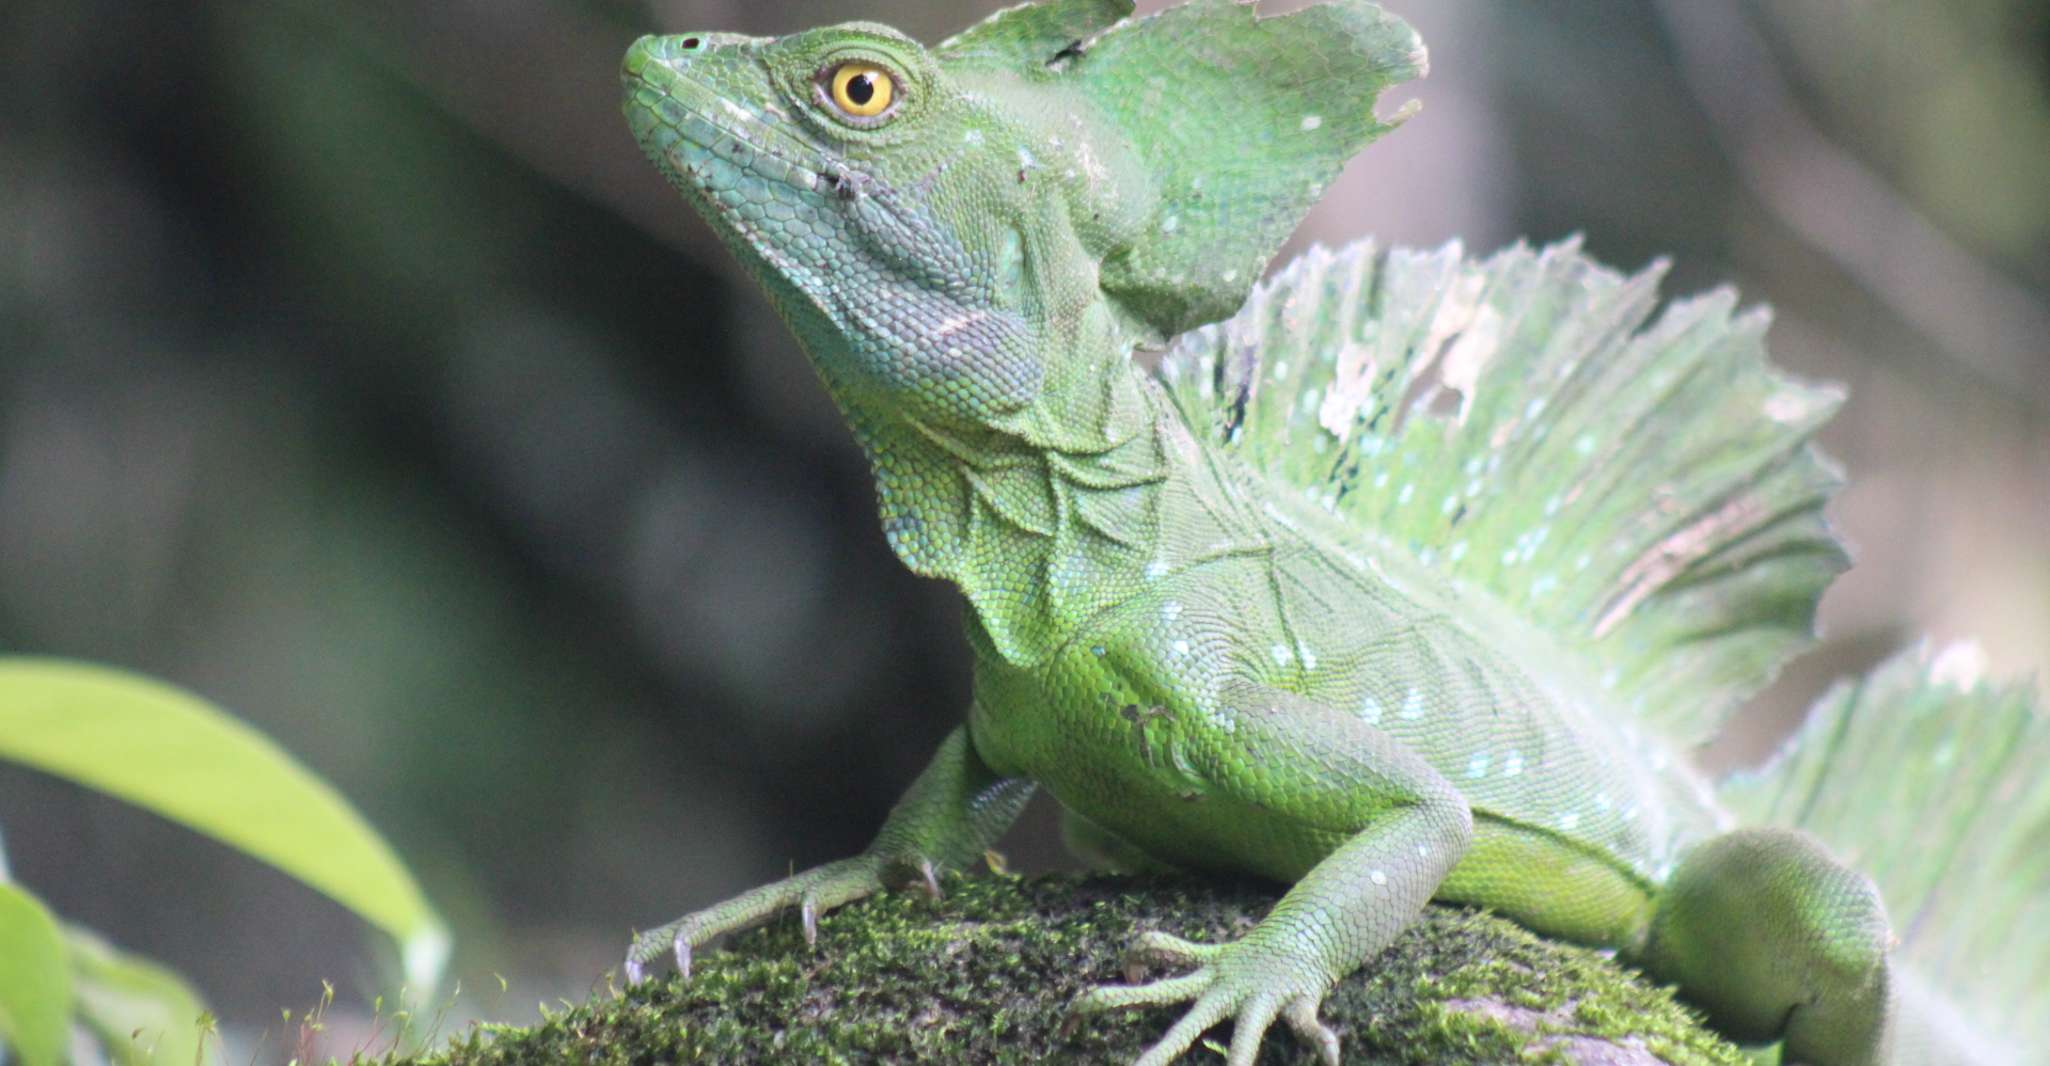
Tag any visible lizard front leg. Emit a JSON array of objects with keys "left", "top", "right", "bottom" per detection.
[
  {"left": 623, "top": 724, "right": 1034, "bottom": 982},
  {"left": 1071, "top": 683, "right": 1473, "bottom": 1066}
]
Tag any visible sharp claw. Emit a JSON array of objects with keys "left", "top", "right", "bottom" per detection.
[
  {"left": 672, "top": 934, "right": 692, "bottom": 980},
  {"left": 1285, "top": 997, "right": 1341, "bottom": 1066},
  {"left": 918, "top": 859, "right": 943, "bottom": 899},
  {"left": 1313, "top": 1029, "right": 1342, "bottom": 1066},
  {"left": 1125, "top": 930, "right": 1213, "bottom": 981},
  {"left": 801, "top": 895, "right": 820, "bottom": 947}
]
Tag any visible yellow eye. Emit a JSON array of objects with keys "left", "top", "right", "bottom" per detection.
[{"left": 827, "top": 62, "right": 896, "bottom": 118}]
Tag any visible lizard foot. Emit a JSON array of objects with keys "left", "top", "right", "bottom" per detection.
[
  {"left": 1071, "top": 931, "right": 1342, "bottom": 1066},
  {"left": 623, "top": 851, "right": 941, "bottom": 984}
]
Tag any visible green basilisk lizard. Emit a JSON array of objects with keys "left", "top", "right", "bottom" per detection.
[{"left": 614, "top": 1, "right": 2050, "bottom": 1062}]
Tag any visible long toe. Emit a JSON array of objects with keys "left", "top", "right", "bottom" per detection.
[
  {"left": 1125, "top": 930, "right": 1222, "bottom": 982},
  {"left": 1284, "top": 996, "right": 1342, "bottom": 1066},
  {"left": 625, "top": 924, "right": 677, "bottom": 982},
  {"left": 1072, "top": 969, "right": 1216, "bottom": 1015},
  {"left": 1225, "top": 993, "right": 1284, "bottom": 1066},
  {"left": 1130, "top": 930, "right": 1222, "bottom": 966},
  {"left": 1132, "top": 990, "right": 1237, "bottom": 1066}
]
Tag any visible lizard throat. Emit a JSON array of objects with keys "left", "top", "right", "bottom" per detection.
[{"left": 859, "top": 373, "right": 1231, "bottom": 670}]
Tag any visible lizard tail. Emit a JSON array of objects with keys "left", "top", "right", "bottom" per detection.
[{"left": 1721, "top": 643, "right": 2050, "bottom": 1062}]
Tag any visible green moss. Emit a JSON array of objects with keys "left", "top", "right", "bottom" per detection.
[{"left": 404, "top": 875, "right": 1744, "bottom": 1065}]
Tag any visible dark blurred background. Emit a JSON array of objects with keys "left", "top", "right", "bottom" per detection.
[{"left": 2, "top": 0, "right": 2045, "bottom": 1057}]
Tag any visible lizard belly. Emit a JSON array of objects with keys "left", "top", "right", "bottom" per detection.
[
  {"left": 969, "top": 556, "right": 1709, "bottom": 952},
  {"left": 970, "top": 635, "right": 1356, "bottom": 882},
  {"left": 1444, "top": 816, "right": 1657, "bottom": 949},
  {"left": 1252, "top": 545, "right": 1725, "bottom": 888},
  {"left": 973, "top": 633, "right": 1657, "bottom": 950}
]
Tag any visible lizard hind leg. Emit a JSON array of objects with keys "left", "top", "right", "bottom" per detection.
[{"left": 1640, "top": 828, "right": 1892, "bottom": 1066}]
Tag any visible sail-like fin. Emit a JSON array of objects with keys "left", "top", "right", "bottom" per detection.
[
  {"left": 1721, "top": 644, "right": 2050, "bottom": 1063},
  {"left": 1156, "top": 238, "right": 1847, "bottom": 741}
]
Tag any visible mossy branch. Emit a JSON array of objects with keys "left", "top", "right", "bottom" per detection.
[{"left": 407, "top": 874, "right": 1742, "bottom": 1065}]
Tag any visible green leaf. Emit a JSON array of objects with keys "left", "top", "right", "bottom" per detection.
[
  {"left": 0, "top": 658, "right": 450, "bottom": 992},
  {"left": 67, "top": 927, "right": 215, "bottom": 1066},
  {"left": 0, "top": 882, "right": 71, "bottom": 1066}
]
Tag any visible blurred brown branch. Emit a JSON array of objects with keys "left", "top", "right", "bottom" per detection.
[{"left": 1650, "top": 0, "right": 2050, "bottom": 412}]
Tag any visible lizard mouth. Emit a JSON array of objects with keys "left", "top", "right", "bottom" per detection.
[{"left": 622, "top": 35, "right": 840, "bottom": 205}]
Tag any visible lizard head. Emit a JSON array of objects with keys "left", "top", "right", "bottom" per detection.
[{"left": 623, "top": 0, "right": 1424, "bottom": 435}]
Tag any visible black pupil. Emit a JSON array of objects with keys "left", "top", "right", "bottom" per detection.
[{"left": 846, "top": 73, "right": 875, "bottom": 106}]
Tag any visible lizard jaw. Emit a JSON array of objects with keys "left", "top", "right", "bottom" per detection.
[{"left": 621, "top": 35, "right": 844, "bottom": 213}]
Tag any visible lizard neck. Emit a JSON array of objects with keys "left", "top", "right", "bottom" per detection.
[{"left": 847, "top": 355, "right": 1248, "bottom": 670}]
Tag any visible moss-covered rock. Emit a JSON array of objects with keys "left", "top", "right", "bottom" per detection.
[{"left": 412, "top": 874, "right": 1744, "bottom": 1065}]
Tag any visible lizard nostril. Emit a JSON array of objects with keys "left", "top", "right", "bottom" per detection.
[{"left": 681, "top": 36, "right": 701, "bottom": 49}]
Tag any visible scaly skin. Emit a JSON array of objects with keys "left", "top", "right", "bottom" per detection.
[{"left": 615, "top": 3, "right": 1934, "bottom": 1063}]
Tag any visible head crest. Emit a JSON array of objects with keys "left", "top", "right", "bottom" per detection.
[
  {"left": 944, "top": 0, "right": 1426, "bottom": 342},
  {"left": 935, "top": 0, "right": 1135, "bottom": 67}
]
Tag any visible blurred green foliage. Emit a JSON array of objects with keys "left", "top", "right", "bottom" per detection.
[
  {"left": 0, "top": 658, "right": 439, "bottom": 1064},
  {"left": 0, "top": 882, "right": 70, "bottom": 1066},
  {"left": 1, "top": 0, "right": 2044, "bottom": 1057}
]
